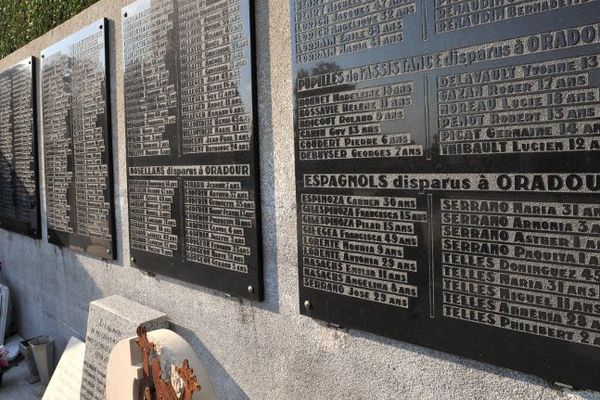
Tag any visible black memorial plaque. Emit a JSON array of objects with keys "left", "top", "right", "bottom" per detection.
[
  {"left": 293, "top": 0, "right": 600, "bottom": 390},
  {"left": 0, "top": 58, "right": 41, "bottom": 238},
  {"left": 122, "top": 0, "right": 262, "bottom": 300},
  {"left": 42, "top": 19, "right": 116, "bottom": 259}
]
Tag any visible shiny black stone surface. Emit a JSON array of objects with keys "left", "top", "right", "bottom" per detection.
[
  {"left": 122, "top": 0, "right": 262, "bottom": 300},
  {"left": 42, "top": 19, "right": 116, "bottom": 259},
  {"left": 0, "top": 57, "right": 41, "bottom": 239},
  {"left": 293, "top": 0, "right": 600, "bottom": 390}
]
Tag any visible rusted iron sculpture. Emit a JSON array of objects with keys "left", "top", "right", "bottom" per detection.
[
  {"left": 136, "top": 326, "right": 201, "bottom": 400},
  {"left": 177, "top": 360, "right": 201, "bottom": 400}
]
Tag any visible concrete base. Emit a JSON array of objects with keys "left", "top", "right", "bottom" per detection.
[{"left": 0, "top": 361, "right": 43, "bottom": 400}]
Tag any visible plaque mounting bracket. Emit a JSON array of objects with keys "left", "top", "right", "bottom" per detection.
[{"left": 553, "top": 382, "right": 574, "bottom": 390}]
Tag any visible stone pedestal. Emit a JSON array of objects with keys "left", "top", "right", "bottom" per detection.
[
  {"left": 80, "top": 295, "right": 168, "bottom": 400},
  {"left": 42, "top": 337, "right": 85, "bottom": 400}
]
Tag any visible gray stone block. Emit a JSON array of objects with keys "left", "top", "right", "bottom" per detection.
[{"left": 80, "top": 295, "right": 168, "bottom": 400}]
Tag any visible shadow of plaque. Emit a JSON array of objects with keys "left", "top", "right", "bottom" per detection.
[
  {"left": 41, "top": 19, "right": 116, "bottom": 260},
  {"left": 121, "top": 0, "right": 263, "bottom": 300},
  {"left": 0, "top": 57, "right": 41, "bottom": 239},
  {"left": 292, "top": 0, "right": 600, "bottom": 391}
]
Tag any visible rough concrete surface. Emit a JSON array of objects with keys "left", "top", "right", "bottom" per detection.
[
  {"left": 0, "top": 361, "right": 43, "bottom": 399},
  {"left": 0, "top": 1, "right": 598, "bottom": 399}
]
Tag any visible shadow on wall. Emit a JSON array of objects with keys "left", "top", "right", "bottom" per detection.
[
  {"left": 105, "top": 18, "right": 126, "bottom": 266},
  {"left": 0, "top": 228, "right": 103, "bottom": 362},
  {"left": 176, "top": 324, "right": 251, "bottom": 400},
  {"left": 0, "top": 32, "right": 113, "bottom": 362},
  {"left": 253, "top": 0, "right": 281, "bottom": 316},
  {"left": 0, "top": 11, "right": 123, "bottom": 363}
]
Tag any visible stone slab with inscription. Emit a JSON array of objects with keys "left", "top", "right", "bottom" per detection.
[
  {"left": 292, "top": 0, "right": 600, "bottom": 391},
  {"left": 41, "top": 19, "right": 116, "bottom": 259},
  {"left": 42, "top": 337, "right": 85, "bottom": 400},
  {"left": 80, "top": 295, "right": 169, "bottom": 400},
  {"left": 122, "top": 0, "right": 263, "bottom": 300},
  {"left": 0, "top": 57, "right": 41, "bottom": 239}
]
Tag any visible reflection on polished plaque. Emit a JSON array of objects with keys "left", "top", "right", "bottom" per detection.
[
  {"left": 42, "top": 19, "right": 116, "bottom": 259},
  {"left": 0, "top": 58, "right": 41, "bottom": 239},
  {"left": 122, "top": 0, "right": 262, "bottom": 300},
  {"left": 292, "top": 0, "right": 600, "bottom": 390}
]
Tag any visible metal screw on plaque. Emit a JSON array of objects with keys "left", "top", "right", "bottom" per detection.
[
  {"left": 106, "top": 248, "right": 110, "bottom": 254},
  {"left": 304, "top": 300, "right": 312, "bottom": 310},
  {"left": 247, "top": 286, "right": 254, "bottom": 294},
  {"left": 130, "top": 257, "right": 136, "bottom": 264}
]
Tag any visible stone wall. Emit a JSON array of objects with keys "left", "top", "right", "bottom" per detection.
[{"left": 0, "top": 1, "right": 597, "bottom": 399}]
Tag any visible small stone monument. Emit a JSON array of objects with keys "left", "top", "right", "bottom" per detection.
[
  {"left": 42, "top": 337, "right": 85, "bottom": 400},
  {"left": 105, "top": 328, "right": 217, "bottom": 400},
  {"left": 80, "top": 296, "right": 168, "bottom": 400}
]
